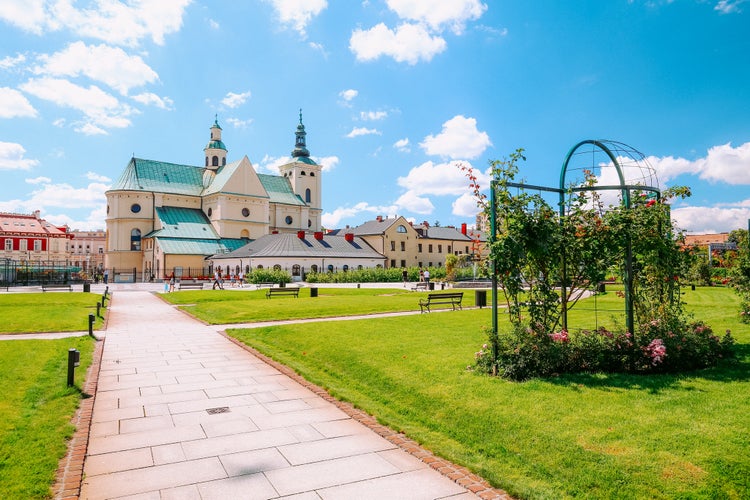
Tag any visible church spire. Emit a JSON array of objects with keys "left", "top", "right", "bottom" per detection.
[
  {"left": 291, "top": 108, "right": 310, "bottom": 159},
  {"left": 204, "top": 115, "right": 227, "bottom": 169}
]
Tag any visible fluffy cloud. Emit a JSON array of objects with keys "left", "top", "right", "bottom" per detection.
[
  {"left": 221, "top": 90, "right": 252, "bottom": 108},
  {"left": 339, "top": 89, "right": 358, "bottom": 104},
  {"left": 394, "top": 191, "right": 434, "bottom": 214},
  {"left": 26, "top": 176, "right": 52, "bottom": 184},
  {"left": 226, "top": 117, "right": 253, "bottom": 129},
  {"left": 33, "top": 41, "right": 159, "bottom": 95},
  {"left": 268, "top": 0, "right": 327, "bottom": 37},
  {"left": 322, "top": 201, "right": 398, "bottom": 228},
  {"left": 131, "top": 92, "right": 173, "bottom": 110},
  {"left": 397, "top": 160, "right": 484, "bottom": 196},
  {"left": 0, "top": 87, "right": 38, "bottom": 118},
  {"left": 714, "top": 0, "right": 747, "bottom": 14},
  {"left": 20, "top": 77, "right": 136, "bottom": 132},
  {"left": 394, "top": 138, "right": 410, "bottom": 153},
  {"left": 0, "top": 142, "right": 39, "bottom": 170},
  {"left": 346, "top": 127, "right": 381, "bottom": 138},
  {"left": 350, "top": 23, "right": 447, "bottom": 65},
  {"left": 257, "top": 154, "right": 338, "bottom": 173},
  {"left": 420, "top": 115, "right": 491, "bottom": 159},
  {"left": 0, "top": 0, "right": 191, "bottom": 47},
  {"left": 360, "top": 110, "right": 388, "bottom": 121},
  {"left": 386, "top": 0, "right": 488, "bottom": 35},
  {"left": 452, "top": 192, "right": 481, "bottom": 217},
  {"left": 672, "top": 204, "right": 750, "bottom": 234},
  {"left": 0, "top": 53, "right": 27, "bottom": 70},
  {"left": 648, "top": 142, "right": 750, "bottom": 185}
]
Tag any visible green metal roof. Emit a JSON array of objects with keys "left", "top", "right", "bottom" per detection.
[
  {"left": 110, "top": 158, "right": 205, "bottom": 196},
  {"left": 204, "top": 140, "right": 226, "bottom": 151},
  {"left": 258, "top": 174, "right": 306, "bottom": 206},
  {"left": 147, "top": 207, "right": 219, "bottom": 239},
  {"left": 155, "top": 238, "right": 228, "bottom": 255}
]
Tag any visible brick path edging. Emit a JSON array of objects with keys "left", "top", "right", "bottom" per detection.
[{"left": 220, "top": 331, "right": 513, "bottom": 500}]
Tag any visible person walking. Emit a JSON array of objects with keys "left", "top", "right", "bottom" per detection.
[{"left": 212, "top": 269, "right": 224, "bottom": 290}]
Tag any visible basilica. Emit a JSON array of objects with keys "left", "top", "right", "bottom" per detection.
[{"left": 104, "top": 114, "right": 323, "bottom": 281}]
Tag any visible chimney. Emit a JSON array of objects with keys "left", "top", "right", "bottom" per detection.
[
  {"left": 376, "top": 215, "right": 383, "bottom": 222},
  {"left": 461, "top": 223, "right": 467, "bottom": 235},
  {"left": 297, "top": 230, "right": 306, "bottom": 239},
  {"left": 314, "top": 231, "right": 324, "bottom": 240},
  {"left": 345, "top": 233, "right": 354, "bottom": 242}
]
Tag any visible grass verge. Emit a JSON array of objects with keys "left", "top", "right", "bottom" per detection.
[
  {"left": 227, "top": 287, "right": 750, "bottom": 499},
  {"left": 0, "top": 293, "right": 106, "bottom": 334},
  {"left": 0, "top": 337, "right": 95, "bottom": 498}
]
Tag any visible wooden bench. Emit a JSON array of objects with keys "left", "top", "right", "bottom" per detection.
[
  {"left": 419, "top": 292, "right": 463, "bottom": 313},
  {"left": 42, "top": 283, "right": 73, "bottom": 292},
  {"left": 178, "top": 281, "right": 205, "bottom": 290},
  {"left": 266, "top": 287, "right": 299, "bottom": 299},
  {"left": 410, "top": 282, "right": 429, "bottom": 291}
]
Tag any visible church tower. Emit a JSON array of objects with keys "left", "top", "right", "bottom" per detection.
[
  {"left": 279, "top": 110, "right": 322, "bottom": 218},
  {"left": 204, "top": 116, "right": 227, "bottom": 170}
]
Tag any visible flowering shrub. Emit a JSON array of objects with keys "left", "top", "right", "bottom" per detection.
[{"left": 475, "top": 319, "right": 734, "bottom": 380}]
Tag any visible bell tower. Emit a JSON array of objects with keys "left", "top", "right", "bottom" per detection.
[{"left": 203, "top": 115, "right": 227, "bottom": 170}]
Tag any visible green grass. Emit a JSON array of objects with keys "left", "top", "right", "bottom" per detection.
[
  {"left": 0, "top": 293, "right": 106, "bottom": 334},
  {"left": 0, "top": 337, "right": 95, "bottom": 499},
  {"left": 159, "top": 287, "right": 480, "bottom": 324},
  {"left": 227, "top": 286, "right": 750, "bottom": 499}
]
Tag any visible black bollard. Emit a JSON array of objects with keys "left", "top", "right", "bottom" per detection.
[
  {"left": 96, "top": 302, "right": 101, "bottom": 317},
  {"left": 88, "top": 313, "right": 95, "bottom": 338},
  {"left": 101, "top": 294, "right": 106, "bottom": 307},
  {"left": 67, "top": 348, "right": 80, "bottom": 387}
]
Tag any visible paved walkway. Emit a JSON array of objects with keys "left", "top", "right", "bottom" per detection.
[{"left": 76, "top": 291, "right": 499, "bottom": 499}]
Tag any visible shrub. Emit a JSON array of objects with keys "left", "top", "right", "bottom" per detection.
[{"left": 246, "top": 268, "right": 291, "bottom": 285}]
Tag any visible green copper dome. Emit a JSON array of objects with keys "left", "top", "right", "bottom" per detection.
[{"left": 204, "top": 140, "right": 227, "bottom": 151}]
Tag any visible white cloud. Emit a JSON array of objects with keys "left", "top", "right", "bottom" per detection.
[
  {"left": 715, "top": 0, "right": 746, "bottom": 14},
  {"left": 258, "top": 154, "right": 338, "bottom": 173},
  {"left": 386, "top": 0, "right": 488, "bottom": 35},
  {"left": 226, "top": 117, "right": 253, "bottom": 129},
  {"left": 397, "top": 160, "right": 486, "bottom": 196},
  {"left": 360, "top": 110, "right": 387, "bottom": 121},
  {"left": 350, "top": 23, "right": 447, "bottom": 65},
  {"left": 20, "top": 77, "right": 136, "bottom": 132},
  {"left": 131, "top": 92, "right": 173, "bottom": 109},
  {"left": 339, "top": 89, "right": 358, "bottom": 105},
  {"left": 34, "top": 42, "right": 159, "bottom": 95},
  {"left": 25, "top": 180, "right": 109, "bottom": 210},
  {"left": 394, "top": 138, "right": 410, "bottom": 153},
  {"left": 0, "top": 142, "right": 39, "bottom": 170},
  {"left": 268, "top": 0, "right": 327, "bottom": 37},
  {"left": 85, "top": 171, "right": 111, "bottom": 182},
  {"left": 346, "top": 127, "right": 381, "bottom": 138},
  {"left": 648, "top": 142, "right": 750, "bottom": 185},
  {"left": 0, "top": 87, "right": 38, "bottom": 118},
  {"left": 0, "top": 0, "right": 191, "bottom": 47},
  {"left": 394, "top": 191, "right": 434, "bottom": 214},
  {"left": 672, "top": 204, "right": 750, "bottom": 234},
  {"left": 313, "top": 155, "right": 339, "bottom": 172},
  {"left": 322, "top": 201, "right": 398, "bottom": 228},
  {"left": 0, "top": 53, "right": 27, "bottom": 70},
  {"left": 221, "top": 90, "right": 252, "bottom": 108},
  {"left": 308, "top": 41, "right": 328, "bottom": 57},
  {"left": 76, "top": 122, "right": 108, "bottom": 136},
  {"left": 452, "top": 192, "right": 481, "bottom": 217},
  {"left": 26, "top": 176, "right": 51, "bottom": 184},
  {"left": 420, "top": 115, "right": 491, "bottom": 159},
  {"left": 208, "top": 18, "right": 220, "bottom": 29}
]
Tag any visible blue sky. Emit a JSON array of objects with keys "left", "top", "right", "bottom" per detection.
[{"left": 1, "top": 0, "right": 748, "bottom": 234}]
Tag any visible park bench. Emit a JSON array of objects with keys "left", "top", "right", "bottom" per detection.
[
  {"left": 411, "top": 282, "right": 429, "bottom": 291},
  {"left": 178, "top": 281, "right": 205, "bottom": 290},
  {"left": 266, "top": 287, "right": 300, "bottom": 299},
  {"left": 42, "top": 283, "right": 73, "bottom": 292},
  {"left": 419, "top": 292, "right": 463, "bottom": 313}
]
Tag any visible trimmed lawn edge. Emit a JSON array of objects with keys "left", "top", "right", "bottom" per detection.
[
  {"left": 218, "top": 330, "right": 513, "bottom": 500},
  {"left": 52, "top": 330, "right": 105, "bottom": 499}
]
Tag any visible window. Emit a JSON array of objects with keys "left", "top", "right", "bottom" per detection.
[
  {"left": 4, "top": 239, "right": 11, "bottom": 251},
  {"left": 343, "top": 265, "right": 349, "bottom": 272},
  {"left": 400, "top": 260, "right": 406, "bottom": 268},
  {"left": 242, "top": 208, "right": 250, "bottom": 217},
  {"left": 428, "top": 244, "right": 433, "bottom": 253},
  {"left": 400, "top": 241, "right": 405, "bottom": 251},
  {"left": 390, "top": 241, "right": 395, "bottom": 251},
  {"left": 130, "top": 229, "right": 141, "bottom": 251},
  {"left": 438, "top": 244, "right": 442, "bottom": 253},
  {"left": 311, "top": 264, "right": 318, "bottom": 273},
  {"left": 34, "top": 240, "right": 42, "bottom": 251},
  {"left": 292, "top": 264, "right": 301, "bottom": 276},
  {"left": 205, "top": 157, "right": 208, "bottom": 167},
  {"left": 448, "top": 245, "right": 452, "bottom": 253},
  {"left": 222, "top": 157, "right": 226, "bottom": 166},
  {"left": 257, "top": 265, "right": 264, "bottom": 269},
  {"left": 396, "top": 225, "right": 407, "bottom": 233},
  {"left": 465, "top": 246, "right": 469, "bottom": 253},
  {"left": 273, "top": 264, "right": 282, "bottom": 271},
  {"left": 130, "top": 203, "right": 141, "bottom": 213},
  {"left": 19, "top": 240, "right": 27, "bottom": 251},
  {"left": 310, "top": 172, "right": 315, "bottom": 176},
  {"left": 301, "top": 171, "right": 306, "bottom": 176},
  {"left": 305, "top": 188, "right": 311, "bottom": 203},
  {"left": 390, "top": 259, "right": 396, "bottom": 268},
  {"left": 308, "top": 219, "right": 312, "bottom": 227},
  {"left": 212, "top": 156, "right": 219, "bottom": 166},
  {"left": 327, "top": 264, "right": 334, "bottom": 272},
  {"left": 207, "top": 207, "right": 213, "bottom": 217},
  {"left": 285, "top": 215, "right": 293, "bottom": 225},
  {"left": 418, "top": 243, "right": 422, "bottom": 252}
]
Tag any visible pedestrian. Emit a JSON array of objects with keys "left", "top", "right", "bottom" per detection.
[
  {"left": 419, "top": 268, "right": 424, "bottom": 282},
  {"left": 239, "top": 270, "right": 245, "bottom": 288},
  {"left": 213, "top": 269, "right": 224, "bottom": 290},
  {"left": 169, "top": 272, "right": 176, "bottom": 292},
  {"left": 402, "top": 267, "right": 408, "bottom": 286},
  {"left": 103, "top": 268, "right": 109, "bottom": 284},
  {"left": 424, "top": 268, "right": 430, "bottom": 283}
]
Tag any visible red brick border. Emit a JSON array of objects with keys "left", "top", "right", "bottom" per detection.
[
  {"left": 52, "top": 321, "right": 106, "bottom": 498},
  {"left": 220, "top": 332, "right": 513, "bottom": 499}
]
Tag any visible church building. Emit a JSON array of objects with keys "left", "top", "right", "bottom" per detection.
[{"left": 104, "top": 113, "right": 322, "bottom": 282}]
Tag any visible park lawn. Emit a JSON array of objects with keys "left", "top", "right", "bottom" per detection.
[
  {"left": 0, "top": 293, "right": 106, "bottom": 334},
  {"left": 0, "top": 336, "right": 95, "bottom": 498},
  {"left": 160, "top": 287, "right": 479, "bottom": 324},
  {"left": 227, "top": 286, "right": 750, "bottom": 499}
]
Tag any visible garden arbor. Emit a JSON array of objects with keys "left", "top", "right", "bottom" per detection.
[{"left": 489, "top": 140, "right": 661, "bottom": 338}]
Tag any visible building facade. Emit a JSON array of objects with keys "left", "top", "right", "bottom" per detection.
[
  {"left": 69, "top": 230, "right": 106, "bottom": 274},
  {"left": 105, "top": 114, "right": 322, "bottom": 281},
  {"left": 1, "top": 211, "right": 72, "bottom": 262}
]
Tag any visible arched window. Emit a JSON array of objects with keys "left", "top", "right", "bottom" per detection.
[
  {"left": 205, "top": 157, "right": 208, "bottom": 167},
  {"left": 305, "top": 188, "right": 311, "bottom": 203},
  {"left": 273, "top": 264, "right": 282, "bottom": 271},
  {"left": 327, "top": 264, "right": 334, "bottom": 272},
  {"left": 212, "top": 156, "right": 219, "bottom": 166},
  {"left": 396, "top": 225, "right": 407, "bottom": 233},
  {"left": 245, "top": 265, "right": 250, "bottom": 274},
  {"left": 343, "top": 265, "right": 349, "bottom": 272},
  {"left": 130, "top": 229, "right": 141, "bottom": 251},
  {"left": 301, "top": 171, "right": 306, "bottom": 176},
  {"left": 311, "top": 264, "right": 318, "bottom": 273},
  {"left": 310, "top": 172, "right": 315, "bottom": 177},
  {"left": 292, "top": 264, "right": 301, "bottom": 276},
  {"left": 240, "top": 229, "right": 250, "bottom": 239},
  {"left": 257, "top": 265, "right": 263, "bottom": 269}
]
